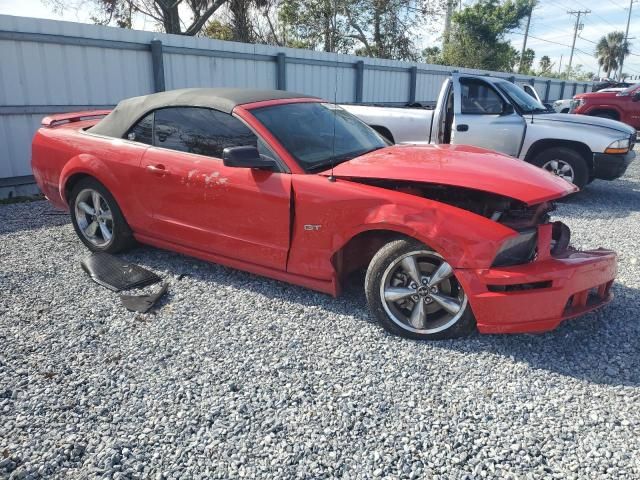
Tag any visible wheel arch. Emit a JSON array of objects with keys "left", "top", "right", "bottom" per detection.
[
  {"left": 59, "top": 154, "right": 122, "bottom": 205},
  {"left": 370, "top": 125, "right": 395, "bottom": 143},
  {"left": 586, "top": 107, "right": 621, "bottom": 120},
  {"left": 524, "top": 139, "right": 593, "bottom": 173},
  {"left": 331, "top": 229, "right": 420, "bottom": 287}
]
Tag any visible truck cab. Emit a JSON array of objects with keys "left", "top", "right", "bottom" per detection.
[
  {"left": 344, "top": 73, "right": 636, "bottom": 189},
  {"left": 571, "top": 83, "right": 640, "bottom": 129}
]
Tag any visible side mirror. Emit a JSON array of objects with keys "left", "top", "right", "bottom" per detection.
[
  {"left": 501, "top": 103, "right": 515, "bottom": 115},
  {"left": 222, "top": 146, "right": 276, "bottom": 170}
]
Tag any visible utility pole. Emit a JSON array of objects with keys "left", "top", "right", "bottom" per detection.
[
  {"left": 558, "top": 54, "right": 563, "bottom": 74},
  {"left": 619, "top": 0, "right": 636, "bottom": 81},
  {"left": 443, "top": 0, "right": 454, "bottom": 47},
  {"left": 567, "top": 10, "right": 590, "bottom": 73},
  {"left": 519, "top": 0, "right": 534, "bottom": 73}
]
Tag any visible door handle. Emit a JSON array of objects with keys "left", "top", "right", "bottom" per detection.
[
  {"left": 146, "top": 164, "right": 167, "bottom": 175},
  {"left": 456, "top": 124, "right": 469, "bottom": 132}
]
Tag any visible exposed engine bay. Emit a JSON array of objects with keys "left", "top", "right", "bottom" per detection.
[{"left": 349, "top": 178, "right": 555, "bottom": 229}]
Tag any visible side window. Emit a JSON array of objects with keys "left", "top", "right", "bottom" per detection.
[
  {"left": 460, "top": 79, "right": 505, "bottom": 114},
  {"left": 153, "top": 107, "right": 257, "bottom": 158},
  {"left": 126, "top": 112, "right": 154, "bottom": 145}
]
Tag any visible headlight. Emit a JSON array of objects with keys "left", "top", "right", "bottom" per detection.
[
  {"left": 492, "top": 228, "right": 538, "bottom": 267},
  {"left": 605, "top": 138, "right": 630, "bottom": 154}
]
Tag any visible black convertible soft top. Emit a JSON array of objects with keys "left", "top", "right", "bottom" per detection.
[{"left": 89, "top": 88, "right": 316, "bottom": 138}]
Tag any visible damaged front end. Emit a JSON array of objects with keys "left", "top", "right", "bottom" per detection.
[{"left": 348, "top": 178, "right": 616, "bottom": 333}]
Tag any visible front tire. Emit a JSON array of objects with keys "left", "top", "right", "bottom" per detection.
[
  {"left": 365, "top": 238, "right": 475, "bottom": 340},
  {"left": 69, "top": 178, "right": 135, "bottom": 253},
  {"left": 532, "top": 147, "right": 589, "bottom": 189}
]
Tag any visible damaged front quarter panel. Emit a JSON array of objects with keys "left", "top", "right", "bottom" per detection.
[{"left": 286, "top": 175, "right": 522, "bottom": 288}]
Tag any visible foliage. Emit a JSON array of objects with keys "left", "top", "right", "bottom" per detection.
[
  {"left": 538, "top": 55, "right": 553, "bottom": 75},
  {"left": 440, "top": 0, "right": 533, "bottom": 72},
  {"left": 46, "top": 0, "right": 229, "bottom": 35},
  {"left": 422, "top": 46, "right": 442, "bottom": 64},
  {"left": 202, "top": 19, "right": 234, "bottom": 40},
  {"left": 595, "top": 31, "right": 630, "bottom": 78},
  {"left": 278, "top": 0, "right": 443, "bottom": 60},
  {"left": 515, "top": 48, "right": 535, "bottom": 74}
]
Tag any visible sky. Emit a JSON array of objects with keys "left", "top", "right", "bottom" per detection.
[{"left": 1, "top": 0, "right": 639, "bottom": 79}]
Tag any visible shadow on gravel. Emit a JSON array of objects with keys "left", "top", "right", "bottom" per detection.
[
  {"left": 0, "top": 201, "right": 69, "bottom": 235},
  {"left": 121, "top": 245, "right": 640, "bottom": 388}
]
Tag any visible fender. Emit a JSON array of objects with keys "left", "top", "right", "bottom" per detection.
[
  {"left": 59, "top": 153, "right": 122, "bottom": 206},
  {"left": 332, "top": 201, "right": 516, "bottom": 269},
  {"left": 287, "top": 175, "right": 518, "bottom": 283},
  {"left": 583, "top": 104, "right": 623, "bottom": 119}
]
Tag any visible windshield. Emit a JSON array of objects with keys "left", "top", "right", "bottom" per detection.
[
  {"left": 495, "top": 80, "right": 547, "bottom": 113},
  {"left": 251, "top": 102, "right": 388, "bottom": 172}
]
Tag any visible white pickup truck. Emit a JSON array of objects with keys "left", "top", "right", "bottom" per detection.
[{"left": 342, "top": 73, "right": 636, "bottom": 188}]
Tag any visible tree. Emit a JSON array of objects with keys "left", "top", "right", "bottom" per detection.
[
  {"left": 516, "top": 47, "right": 535, "bottom": 74},
  {"left": 46, "top": 0, "right": 229, "bottom": 35},
  {"left": 278, "top": 0, "right": 443, "bottom": 60},
  {"left": 441, "top": 0, "right": 533, "bottom": 72},
  {"left": 422, "top": 46, "right": 442, "bottom": 64},
  {"left": 596, "top": 31, "right": 630, "bottom": 79},
  {"left": 538, "top": 55, "right": 553, "bottom": 75}
]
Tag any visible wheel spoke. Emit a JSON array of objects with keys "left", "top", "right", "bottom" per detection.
[
  {"left": 84, "top": 221, "right": 99, "bottom": 237},
  {"left": 78, "top": 201, "right": 95, "bottom": 216},
  {"left": 549, "top": 160, "right": 558, "bottom": 170},
  {"left": 98, "top": 222, "right": 112, "bottom": 241},
  {"left": 430, "top": 292, "right": 462, "bottom": 315},
  {"left": 400, "top": 256, "right": 422, "bottom": 285},
  {"left": 428, "top": 262, "right": 453, "bottom": 288},
  {"left": 559, "top": 164, "right": 573, "bottom": 174},
  {"left": 384, "top": 286, "right": 415, "bottom": 302},
  {"left": 101, "top": 210, "right": 113, "bottom": 222},
  {"left": 409, "top": 299, "right": 427, "bottom": 329},
  {"left": 92, "top": 191, "right": 102, "bottom": 213}
]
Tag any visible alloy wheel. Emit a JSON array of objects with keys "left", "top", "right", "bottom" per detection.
[
  {"left": 74, "top": 188, "right": 114, "bottom": 247},
  {"left": 379, "top": 250, "right": 468, "bottom": 334},
  {"left": 542, "top": 159, "right": 575, "bottom": 183}
]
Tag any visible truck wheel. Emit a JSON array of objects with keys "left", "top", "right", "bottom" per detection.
[
  {"left": 365, "top": 238, "right": 475, "bottom": 340},
  {"left": 532, "top": 147, "right": 589, "bottom": 189},
  {"left": 69, "top": 178, "right": 136, "bottom": 253}
]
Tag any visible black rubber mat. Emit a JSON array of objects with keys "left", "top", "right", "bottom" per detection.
[
  {"left": 81, "top": 253, "right": 161, "bottom": 292},
  {"left": 120, "top": 283, "right": 168, "bottom": 313}
]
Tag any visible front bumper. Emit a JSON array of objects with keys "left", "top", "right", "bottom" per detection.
[
  {"left": 456, "top": 225, "right": 617, "bottom": 334},
  {"left": 592, "top": 150, "right": 635, "bottom": 180}
]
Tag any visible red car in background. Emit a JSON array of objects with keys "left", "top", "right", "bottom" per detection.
[
  {"left": 571, "top": 83, "right": 640, "bottom": 128},
  {"left": 32, "top": 88, "right": 617, "bottom": 340}
]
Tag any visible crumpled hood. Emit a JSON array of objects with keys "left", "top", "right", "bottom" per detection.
[
  {"left": 534, "top": 112, "right": 635, "bottom": 135},
  {"left": 321, "top": 144, "right": 577, "bottom": 205}
]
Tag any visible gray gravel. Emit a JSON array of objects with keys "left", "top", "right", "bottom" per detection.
[{"left": 1, "top": 160, "right": 640, "bottom": 480}]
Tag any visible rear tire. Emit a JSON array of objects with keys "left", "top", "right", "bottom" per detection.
[
  {"left": 365, "top": 238, "right": 476, "bottom": 340},
  {"left": 69, "top": 178, "right": 135, "bottom": 253},
  {"left": 532, "top": 147, "right": 589, "bottom": 189}
]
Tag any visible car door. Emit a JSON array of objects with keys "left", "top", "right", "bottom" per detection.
[
  {"left": 137, "top": 107, "right": 291, "bottom": 271},
  {"left": 451, "top": 76, "right": 526, "bottom": 156}
]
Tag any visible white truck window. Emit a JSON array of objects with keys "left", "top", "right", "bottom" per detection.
[{"left": 460, "top": 78, "right": 504, "bottom": 115}]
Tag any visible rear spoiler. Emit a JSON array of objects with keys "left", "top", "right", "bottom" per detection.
[{"left": 41, "top": 110, "right": 112, "bottom": 128}]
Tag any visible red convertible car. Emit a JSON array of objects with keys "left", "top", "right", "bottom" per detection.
[{"left": 32, "top": 88, "right": 617, "bottom": 339}]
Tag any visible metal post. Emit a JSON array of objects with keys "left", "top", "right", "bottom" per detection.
[
  {"left": 529, "top": 78, "right": 535, "bottom": 86},
  {"left": 355, "top": 61, "right": 364, "bottom": 103},
  {"left": 544, "top": 80, "right": 551, "bottom": 102},
  {"left": 572, "top": 83, "right": 577, "bottom": 96},
  {"left": 150, "top": 39, "right": 165, "bottom": 93},
  {"left": 408, "top": 66, "right": 417, "bottom": 104},
  {"left": 619, "top": 0, "right": 635, "bottom": 80},
  {"left": 276, "top": 53, "right": 286, "bottom": 90},
  {"left": 560, "top": 81, "right": 566, "bottom": 99}
]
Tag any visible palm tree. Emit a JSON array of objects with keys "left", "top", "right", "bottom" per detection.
[
  {"left": 595, "top": 31, "right": 630, "bottom": 79},
  {"left": 538, "top": 55, "right": 553, "bottom": 74}
]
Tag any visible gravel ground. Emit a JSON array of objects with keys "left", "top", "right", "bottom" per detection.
[{"left": 1, "top": 161, "right": 639, "bottom": 480}]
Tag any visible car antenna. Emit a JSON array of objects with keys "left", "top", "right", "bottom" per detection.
[{"left": 328, "top": 1, "right": 338, "bottom": 183}]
